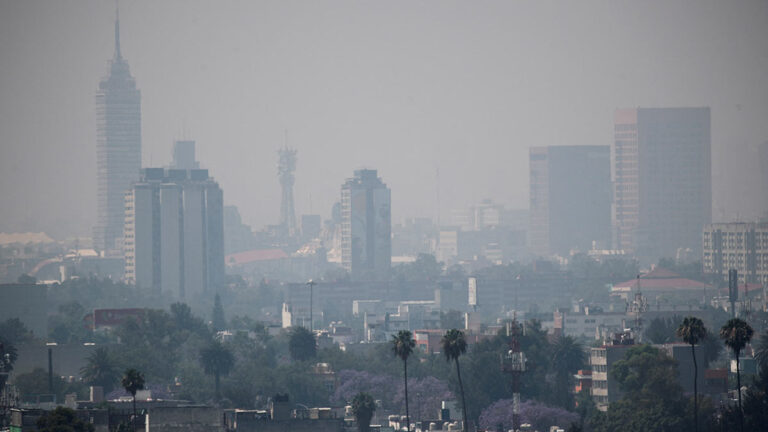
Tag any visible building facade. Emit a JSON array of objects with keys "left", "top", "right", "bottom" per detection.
[
  {"left": 340, "top": 169, "right": 391, "bottom": 281},
  {"left": 94, "top": 14, "right": 142, "bottom": 255},
  {"left": 529, "top": 146, "right": 611, "bottom": 256},
  {"left": 124, "top": 166, "right": 224, "bottom": 298},
  {"left": 612, "top": 108, "right": 711, "bottom": 262},
  {"left": 703, "top": 222, "right": 768, "bottom": 286}
]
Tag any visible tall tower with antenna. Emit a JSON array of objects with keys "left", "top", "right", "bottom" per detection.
[
  {"left": 94, "top": 5, "right": 141, "bottom": 255},
  {"left": 278, "top": 147, "right": 297, "bottom": 238}
]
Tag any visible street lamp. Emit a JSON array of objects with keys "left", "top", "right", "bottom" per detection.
[
  {"left": 45, "top": 342, "right": 57, "bottom": 396},
  {"left": 306, "top": 279, "right": 317, "bottom": 332}
]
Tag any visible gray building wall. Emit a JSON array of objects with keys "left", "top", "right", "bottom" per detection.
[
  {"left": 341, "top": 169, "right": 391, "bottom": 281},
  {"left": 530, "top": 146, "right": 611, "bottom": 256},
  {"left": 0, "top": 283, "right": 47, "bottom": 338}
]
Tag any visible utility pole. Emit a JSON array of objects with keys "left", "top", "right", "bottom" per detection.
[
  {"left": 728, "top": 269, "right": 738, "bottom": 319},
  {"left": 306, "top": 280, "right": 316, "bottom": 332}
]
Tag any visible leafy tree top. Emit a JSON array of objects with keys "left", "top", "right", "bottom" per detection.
[
  {"left": 676, "top": 316, "right": 707, "bottom": 346},
  {"left": 720, "top": 318, "right": 754, "bottom": 355},
  {"left": 199, "top": 340, "right": 235, "bottom": 377},
  {"left": 441, "top": 329, "right": 467, "bottom": 362},
  {"left": 37, "top": 406, "right": 94, "bottom": 432},
  {"left": 610, "top": 344, "right": 681, "bottom": 402},
  {"left": 391, "top": 330, "right": 415, "bottom": 362},
  {"left": 121, "top": 368, "right": 145, "bottom": 397},
  {"left": 288, "top": 326, "right": 317, "bottom": 362}
]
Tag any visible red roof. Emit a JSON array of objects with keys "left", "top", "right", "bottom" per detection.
[
  {"left": 705, "top": 369, "right": 728, "bottom": 379},
  {"left": 226, "top": 249, "right": 289, "bottom": 265},
  {"left": 612, "top": 267, "right": 711, "bottom": 292},
  {"left": 718, "top": 283, "right": 763, "bottom": 295}
]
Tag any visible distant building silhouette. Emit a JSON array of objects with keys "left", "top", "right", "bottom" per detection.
[
  {"left": 124, "top": 155, "right": 224, "bottom": 298},
  {"left": 703, "top": 222, "right": 768, "bottom": 287},
  {"left": 93, "top": 11, "right": 141, "bottom": 255},
  {"left": 529, "top": 146, "right": 611, "bottom": 256},
  {"left": 341, "top": 169, "right": 391, "bottom": 281},
  {"left": 278, "top": 147, "right": 297, "bottom": 238},
  {"left": 171, "top": 140, "right": 199, "bottom": 170},
  {"left": 613, "top": 107, "right": 711, "bottom": 262}
]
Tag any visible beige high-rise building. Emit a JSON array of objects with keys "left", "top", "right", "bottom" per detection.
[{"left": 612, "top": 108, "right": 711, "bottom": 262}]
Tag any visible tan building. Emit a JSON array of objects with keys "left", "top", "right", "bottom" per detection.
[
  {"left": 612, "top": 108, "right": 711, "bottom": 263},
  {"left": 703, "top": 222, "right": 768, "bottom": 286}
]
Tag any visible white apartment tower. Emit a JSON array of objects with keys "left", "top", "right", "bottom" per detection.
[{"left": 124, "top": 147, "right": 224, "bottom": 298}]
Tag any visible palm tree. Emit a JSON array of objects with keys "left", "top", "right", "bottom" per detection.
[
  {"left": 392, "top": 330, "right": 415, "bottom": 432},
  {"left": 121, "top": 368, "right": 145, "bottom": 431},
  {"left": 550, "top": 335, "right": 586, "bottom": 410},
  {"left": 720, "top": 317, "right": 754, "bottom": 432},
  {"left": 676, "top": 316, "right": 707, "bottom": 432},
  {"left": 199, "top": 340, "right": 235, "bottom": 401},
  {"left": 351, "top": 392, "right": 377, "bottom": 432},
  {"left": 441, "top": 329, "right": 469, "bottom": 432},
  {"left": 80, "top": 347, "right": 119, "bottom": 393}
]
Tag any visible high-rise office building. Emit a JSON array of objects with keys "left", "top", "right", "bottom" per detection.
[
  {"left": 124, "top": 160, "right": 224, "bottom": 298},
  {"left": 612, "top": 108, "right": 711, "bottom": 262},
  {"left": 341, "top": 169, "right": 391, "bottom": 281},
  {"left": 529, "top": 146, "right": 611, "bottom": 256},
  {"left": 94, "top": 13, "right": 141, "bottom": 254},
  {"left": 703, "top": 222, "right": 768, "bottom": 286}
]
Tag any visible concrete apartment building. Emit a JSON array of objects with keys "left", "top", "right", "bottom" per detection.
[
  {"left": 93, "top": 14, "right": 142, "bottom": 255},
  {"left": 341, "top": 169, "right": 391, "bottom": 281},
  {"left": 703, "top": 222, "right": 768, "bottom": 286},
  {"left": 529, "top": 146, "right": 611, "bottom": 256},
  {"left": 124, "top": 152, "right": 224, "bottom": 298},
  {"left": 612, "top": 108, "right": 711, "bottom": 263},
  {"left": 590, "top": 331, "right": 635, "bottom": 411}
]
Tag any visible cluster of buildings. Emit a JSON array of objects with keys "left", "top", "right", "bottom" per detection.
[{"left": 529, "top": 107, "right": 713, "bottom": 264}]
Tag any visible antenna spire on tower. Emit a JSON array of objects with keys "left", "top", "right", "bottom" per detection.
[{"left": 114, "top": 1, "right": 122, "bottom": 59}]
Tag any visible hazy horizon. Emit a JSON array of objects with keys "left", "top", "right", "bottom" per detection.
[{"left": 1, "top": 0, "right": 767, "bottom": 240}]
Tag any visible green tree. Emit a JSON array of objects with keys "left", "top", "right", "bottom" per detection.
[
  {"left": 351, "top": 392, "right": 377, "bottom": 432},
  {"left": 592, "top": 345, "right": 691, "bottom": 432},
  {"left": 121, "top": 368, "right": 145, "bottom": 430},
  {"left": 550, "top": 335, "right": 586, "bottom": 410},
  {"left": 80, "top": 347, "right": 120, "bottom": 393},
  {"left": 441, "top": 329, "right": 469, "bottom": 432},
  {"left": 645, "top": 316, "right": 681, "bottom": 344},
  {"left": 676, "top": 316, "right": 707, "bottom": 432},
  {"left": 288, "top": 326, "right": 317, "bottom": 361},
  {"left": 170, "top": 302, "right": 208, "bottom": 335},
  {"left": 392, "top": 330, "right": 416, "bottom": 432},
  {"left": 719, "top": 317, "right": 754, "bottom": 432},
  {"left": 754, "top": 329, "right": 768, "bottom": 373},
  {"left": 212, "top": 293, "right": 227, "bottom": 332},
  {"left": 36, "top": 406, "right": 94, "bottom": 432},
  {"left": 199, "top": 340, "right": 235, "bottom": 401},
  {"left": 0, "top": 318, "right": 34, "bottom": 344}
]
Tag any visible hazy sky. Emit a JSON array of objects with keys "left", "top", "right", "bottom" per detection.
[{"left": 1, "top": 0, "right": 767, "bottom": 239}]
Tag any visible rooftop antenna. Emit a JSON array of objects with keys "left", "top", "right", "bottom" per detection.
[{"left": 114, "top": 0, "right": 122, "bottom": 60}]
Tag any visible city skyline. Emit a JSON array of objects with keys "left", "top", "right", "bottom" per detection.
[{"left": 1, "top": 1, "right": 767, "bottom": 241}]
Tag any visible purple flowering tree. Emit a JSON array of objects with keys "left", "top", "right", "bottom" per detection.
[
  {"left": 478, "top": 399, "right": 579, "bottom": 431},
  {"left": 393, "top": 376, "right": 454, "bottom": 423},
  {"left": 332, "top": 370, "right": 399, "bottom": 409}
]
